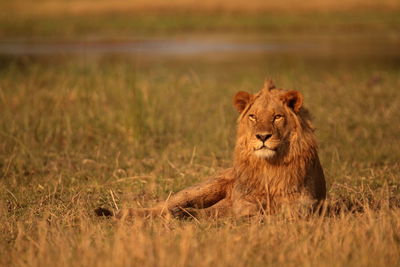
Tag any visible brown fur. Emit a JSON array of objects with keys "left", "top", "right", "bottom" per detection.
[{"left": 108, "top": 80, "right": 326, "bottom": 219}]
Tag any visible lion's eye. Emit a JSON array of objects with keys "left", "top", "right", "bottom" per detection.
[
  {"left": 274, "top": 114, "right": 283, "bottom": 121},
  {"left": 248, "top": 114, "right": 257, "bottom": 121}
]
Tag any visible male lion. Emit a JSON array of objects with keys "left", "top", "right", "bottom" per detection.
[{"left": 97, "top": 80, "right": 326, "bottom": 219}]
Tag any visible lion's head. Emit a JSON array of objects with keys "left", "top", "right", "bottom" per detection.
[{"left": 233, "top": 80, "right": 316, "bottom": 163}]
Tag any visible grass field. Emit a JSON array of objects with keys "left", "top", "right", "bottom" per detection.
[
  {"left": 0, "top": 54, "right": 399, "bottom": 266},
  {"left": 1, "top": 1, "right": 400, "bottom": 266}
]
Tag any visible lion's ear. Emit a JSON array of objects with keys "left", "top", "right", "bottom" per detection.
[
  {"left": 282, "top": 90, "right": 303, "bottom": 113},
  {"left": 233, "top": 91, "right": 252, "bottom": 113}
]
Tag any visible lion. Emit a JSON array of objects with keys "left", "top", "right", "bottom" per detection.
[{"left": 96, "top": 80, "right": 326, "bottom": 219}]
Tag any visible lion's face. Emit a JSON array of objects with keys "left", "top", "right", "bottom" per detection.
[{"left": 233, "top": 81, "right": 303, "bottom": 160}]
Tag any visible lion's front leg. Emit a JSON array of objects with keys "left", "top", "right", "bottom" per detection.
[
  {"left": 160, "top": 171, "right": 233, "bottom": 213},
  {"left": 170, "top": 198, "right": 233, "bottom": 219},
  {"left": 119, "top": 169, "right": 234, "bottom": 219},
  {"left": 115, "top": 207, "right": 165, "bottom": 219},
  {"left": 171, "top": 197, "right": 263, "bottom": 220}
]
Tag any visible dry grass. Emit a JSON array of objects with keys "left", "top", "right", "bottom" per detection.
[
  {"left": 0, "top": 54, "right": 399, "bottom": 266},
  {"left": 6, "top": 208, "right": 400, "bottom": 266}
]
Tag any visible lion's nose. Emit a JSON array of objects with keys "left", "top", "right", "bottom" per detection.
[{"left": 256, "top": 133, "right": 272, "bottom": 142}]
